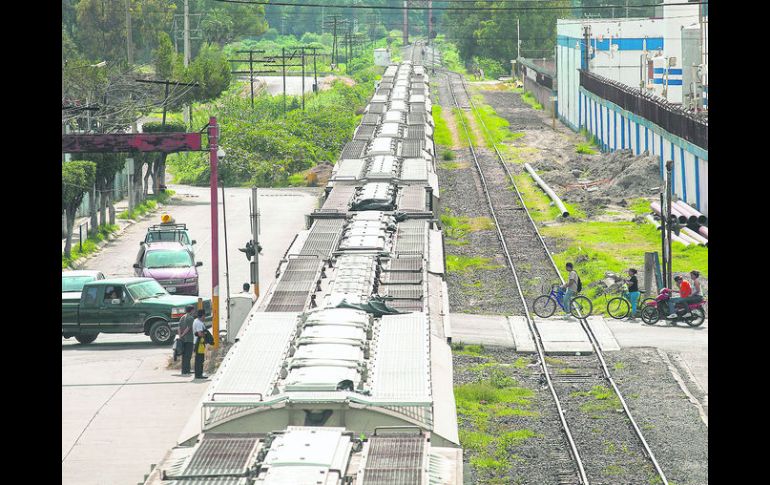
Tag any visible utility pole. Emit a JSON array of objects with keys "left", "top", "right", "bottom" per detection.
[
  {"left": 221, "top": 182, "right": 231, "bottom": 324},
  {"left": 583, "top": 25, "right": 591, "bottom": 71},
  {"left": 125, "top": 0, "right": 133, "bottom": 65},
  {"left": 282, "top": 47, "right": 287, "bottom": 114},
  {"left": 659, "top": 192, "right": 667, "bottom": 287},
  {"left": 301, "top": 47, "right": 306, "bottom": 110},
  {"left": 183, "top": 0, "right": 191, "bottom": 127},
  {"left": 250, "top": 187, "right": 260, "bottom": 300},
  {"left": 517, "top": 18, "right": 520, "bottom": 59},
  {"left": 135, "top": 79, "right": 200, "bottom": 127},
  {"left": 208, "top": 117, "right": 220, "bottom": 348},
  {"left": 403, "top": 0, "right": 409, "bottom": 46},
  {"left": 229, "top": 50, "right": 269, "bottom": 107},
  {"left": 665, "top": 160, "right": 674, "bottom": 289}
]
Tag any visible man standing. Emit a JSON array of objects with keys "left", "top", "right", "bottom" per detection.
[
  {"left": 193, "top": 309, "right": 208, "bottom": 380},
  {"left": 178, "top": 305, "right": 195, "bottom": 375},
  {"left": 560, "top": 262, "right": 579, "bottom": 318},
  {"left": 240, "top": 282, "right": 257, "bottom": 303}
]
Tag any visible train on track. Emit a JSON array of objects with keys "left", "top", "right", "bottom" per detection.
[{"left": 144, "top": 59, "right": 463, "bottom": 485}]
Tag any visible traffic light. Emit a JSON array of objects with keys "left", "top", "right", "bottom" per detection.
[
  {"left": 239, "top": 240, "right": 256, "bottom": 260},
  {"left": 239, "top": 240, "right": 264, "bottom": 260}
]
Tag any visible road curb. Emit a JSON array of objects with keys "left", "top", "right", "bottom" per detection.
[{"left": 65, "top": 199, "right": 174, "bottom": 270}]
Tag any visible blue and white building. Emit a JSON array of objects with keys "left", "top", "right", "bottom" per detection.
[{"left": 555, "top": 0, "right": 708, "bottom": 215}]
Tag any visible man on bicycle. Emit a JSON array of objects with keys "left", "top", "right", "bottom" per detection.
[
  {"left": 560, "top": 262, "right": 579, "bottom": 318},
  {"left": 667, "top": 273, "right": 702, "bottom": 319}
]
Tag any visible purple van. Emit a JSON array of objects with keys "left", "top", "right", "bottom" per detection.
[{"left": 134, "top": 241, "right": 202, "bottom": 295}]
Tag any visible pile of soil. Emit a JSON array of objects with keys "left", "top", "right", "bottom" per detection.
[{"left": 533, "top": 149, "right": 661, "bottom": 215}]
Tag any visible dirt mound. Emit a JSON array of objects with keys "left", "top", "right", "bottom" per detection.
[{"left": 532, "top": 149, "right": 661, "bottom": 215}]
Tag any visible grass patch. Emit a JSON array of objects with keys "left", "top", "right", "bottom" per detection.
[
  {"left": 521, "top": 91, "right": 543, "bottom": 110},
  {"left": 541, "top": 220, "right": 708, "bottom": 314},
  {"left": 571, "top": 385, "right": 622, "bottom": 417},
  {"left": 433, "top": 105, "right": 454, "bottom": 147},
  {"left": 513, "top": 357, "right": 529, "bottom": 369},
  {"left": 628, "top": 197, "right": 652, "bottom": 215},
  {"left": 446, "top": 255, "right": 501, "bottom": 273},
  {"left": 453, "top": 107, "right": 479, "bottom": 147},
  {"left": 470, "top": 94, "right": 524, "bottom": 148},
  {"left": 613, "top": 362, "right": 626, "bottom": 371},
  {"left": 441, "top": 150, "right": 455, "bottom": 161},
  {"left": 62, "top": 223, "right": 120, "bottom": 268},
  {"left": 441, "top": 209, "right": 495, "bottom": 245},
  {"left": 117, "top": 190, "right": 176, "bottom": 220},
  {"left": 576, "top": 142, "right": 598, "bottom": 155}
]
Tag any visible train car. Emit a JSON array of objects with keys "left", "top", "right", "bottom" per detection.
[{"left": 144, "top": 60, "right": 461, "bottom": 485}]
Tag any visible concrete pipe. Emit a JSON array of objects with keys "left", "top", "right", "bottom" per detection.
[
  {"left": 676, "top": 231, "right": 700, "bottom": 245},
  {"left": 523, "top": 163, "right": 569, "bottom": 217},
  {"left": 644, "top": 214, "right": 661, "bottom": 230},
  {"left": 698, "top": 225, "right": 708, "bottom": 239},
  {"left": 681, "top": 227, "right": 708, "bottom": 246},
  {"left": 671, "top": 233, "right": 691, "bottom": 246},
  {"left": 676, "top": 200, "right": 708, "bottom": 225},
  {"left": 650, "top": 201, "right": 688, "bottom": 224},
  {"left": 673, "top": 200, "right": 702, "bottom": 225}
]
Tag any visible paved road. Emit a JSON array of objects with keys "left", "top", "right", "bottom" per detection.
[
  {"left": 62, "top": 184, "right": 319, "bottom": 485},
  {"left": 255, "top": 76, "right": 317, "bottom": 95}
]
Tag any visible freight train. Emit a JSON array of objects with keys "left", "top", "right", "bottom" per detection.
[{"left": 144, "top": 60, "right": 462, "bottom": 485}]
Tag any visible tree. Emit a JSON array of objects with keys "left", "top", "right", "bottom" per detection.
[
  {"left": 62, "top": 161, "right": 97, "bottom": 258},
  {"left": 185, "top": 44, "right": 232, "bottom": 103},
  {"left": 154, "top": 32, "right": 177, "bottom": 79},
  {"left": 82, "top": 154, "right": 128, "bottom": 228}
]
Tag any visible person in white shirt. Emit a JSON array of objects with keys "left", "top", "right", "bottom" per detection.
[{"left": 193, "top": 309, "right": 207, "bottom": 379}]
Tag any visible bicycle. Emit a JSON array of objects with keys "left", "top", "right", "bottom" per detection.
[
  {"left": 533, "top": 284, "right": 593, "bottom": 319},
  {"left": 605, "top": 284, "right": 655, "bottom": 320}
]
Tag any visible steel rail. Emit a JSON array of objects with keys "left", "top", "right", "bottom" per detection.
[
  {"left": 445, "top": 72, "right": 589, "bottom": 485},
  {"left": 452, "top": 71, "right": 670, "bottom": 485}
]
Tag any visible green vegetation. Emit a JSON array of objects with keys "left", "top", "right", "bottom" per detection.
[
  {"left": 62, "top": 160, "right": 97, "bottom": 258},
  {"left": 434, "top": 35, "right": 468, "bottom": 76},
  {"left": 441, "top": 209, "right": 495, "bottom": 245},
  {"left": 454, "top": 108, "right": 478, "bottom": 146},
  {"left": 455, "top": 369, "right": 538, "bottom": 481},
  {"left": 447, "top": 255, "right": 502, "bottom": 273},
  {"left": 470, "top": 95, "right": 524, "bottom": 148},
  {"left": 513, "top": 357, "right": 529, "bottom": 369},
  {"left": 571, "top": 385, "right": 622, "bottom": 417},
  {"left": 166, "top": 35, "right": 386, "bottom": 188},
  {"left": 433, "top": 105, "right": 454, "bottom": 147},
  {"left": 62, "top": 224, "right": 120, "bottom": 269},
  {"left": 628, "top": 197, "right": 652, "bottom": 215},
  {"left": 521, "top": 91, "right": 543, "bottom": 110},
  {"left": 118, "top": 190, "right": 175, "bottom": 220},
  {"left": 442, "top": 150, "right": 456, "bottom": 161},
  {"left": 576, "top": 142, "right": 598, "bottom": 155},
  {"left": 613, "top": 362, "right": 626, "bottom": 371}
]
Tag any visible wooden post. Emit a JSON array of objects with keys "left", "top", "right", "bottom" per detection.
[{"left": 644, "top": 252, "right": 656, "bottom": 297}]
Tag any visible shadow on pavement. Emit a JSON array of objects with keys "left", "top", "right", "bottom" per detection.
[{"left": 61, "top": 340, "right": 166, "bottom": 351}]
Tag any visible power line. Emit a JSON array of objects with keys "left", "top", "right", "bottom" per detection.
[{"left": 213, "top": 0, "right": 707, "bottom": 12}]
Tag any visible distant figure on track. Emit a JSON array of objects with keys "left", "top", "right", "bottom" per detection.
[{"left": 560, "top": 262, "right": 580, "bottom": 319}]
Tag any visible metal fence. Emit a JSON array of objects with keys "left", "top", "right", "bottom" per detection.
[{"left": 580, "top": 70, "right": 708, "bottom": 150}]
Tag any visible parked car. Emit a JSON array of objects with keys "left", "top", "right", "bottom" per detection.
[
  {"left": 143, "top": 219, "right": 196, "bottom": 255},
  {"left": 62, "top": 270, "right": 105, "bottom": 300},
  {"left": 134, "top": 241, "right": 202, "bottom": 295},
  {"left": 62, "top": 277, "right": 212, "bottom": 345}
]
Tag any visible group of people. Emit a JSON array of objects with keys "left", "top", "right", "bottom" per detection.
[
  {"left": 176, "top": 305, "right": 209, "bottom": 379},
  {"left": 559, "top": 262, "right": 704, "bottom": 321}
]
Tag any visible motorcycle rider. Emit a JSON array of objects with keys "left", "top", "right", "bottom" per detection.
[{"left": 666, "top": 273, "right": 703, "bottom": 319}]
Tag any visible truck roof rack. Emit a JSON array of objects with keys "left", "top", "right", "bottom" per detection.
[{"left": 147, "top": 223, "right": 188, "bottom": 231}]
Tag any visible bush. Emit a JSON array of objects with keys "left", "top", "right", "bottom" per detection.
[
  {"left": 474, "top": 57, "right": 507, "bottom": 80},
  {"left": 442, "top": 150, "right": 455, "bottom": 161}
]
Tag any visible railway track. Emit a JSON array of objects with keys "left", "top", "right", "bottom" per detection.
[{"left": 444, "top": 70, "right": 669, "bottom": 485}]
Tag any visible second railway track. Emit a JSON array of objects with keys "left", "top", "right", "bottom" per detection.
[{"left": 443, "top": 69, "right": 669, "bottom": 485}]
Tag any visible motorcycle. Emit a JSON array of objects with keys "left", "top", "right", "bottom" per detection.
[{"left": 640, "top": 288, "right": 707, "bottom": 327}]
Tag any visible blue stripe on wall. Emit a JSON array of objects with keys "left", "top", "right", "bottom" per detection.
[
  {"left": 621, "top": 116, "right": 625, "bottom": 149},
  {"left": 694, "top": 156, "right": 700, "bottom": 210},
  {"left": 653, "top": 79, "right": 683, "bottom": 85},
  {"left": 645, "top": 127, "right": 648, "bottom": 153},
  {"left": 680, "top": 146, "right": 687, "bottom": 202},
  {"left": 614, "top": 111, "right": 617, "bottom": 150},
  {"left": 659, "top": 136, "right": 664, "bottom": 178},
  {"left": 653, "top": 68, "right": 683, "bottom": 75},
  {"left": 557, "top": 35, "right": 664, "bottom": 51},
  {"left": 600, "top": 105, "right": 604, "bottom": 150},
  {"left": 635, "top": 122, "right": 640, "bottom": 155},
  {"left": 578, "top": 92, "right": 582, "bottom": 128}
]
